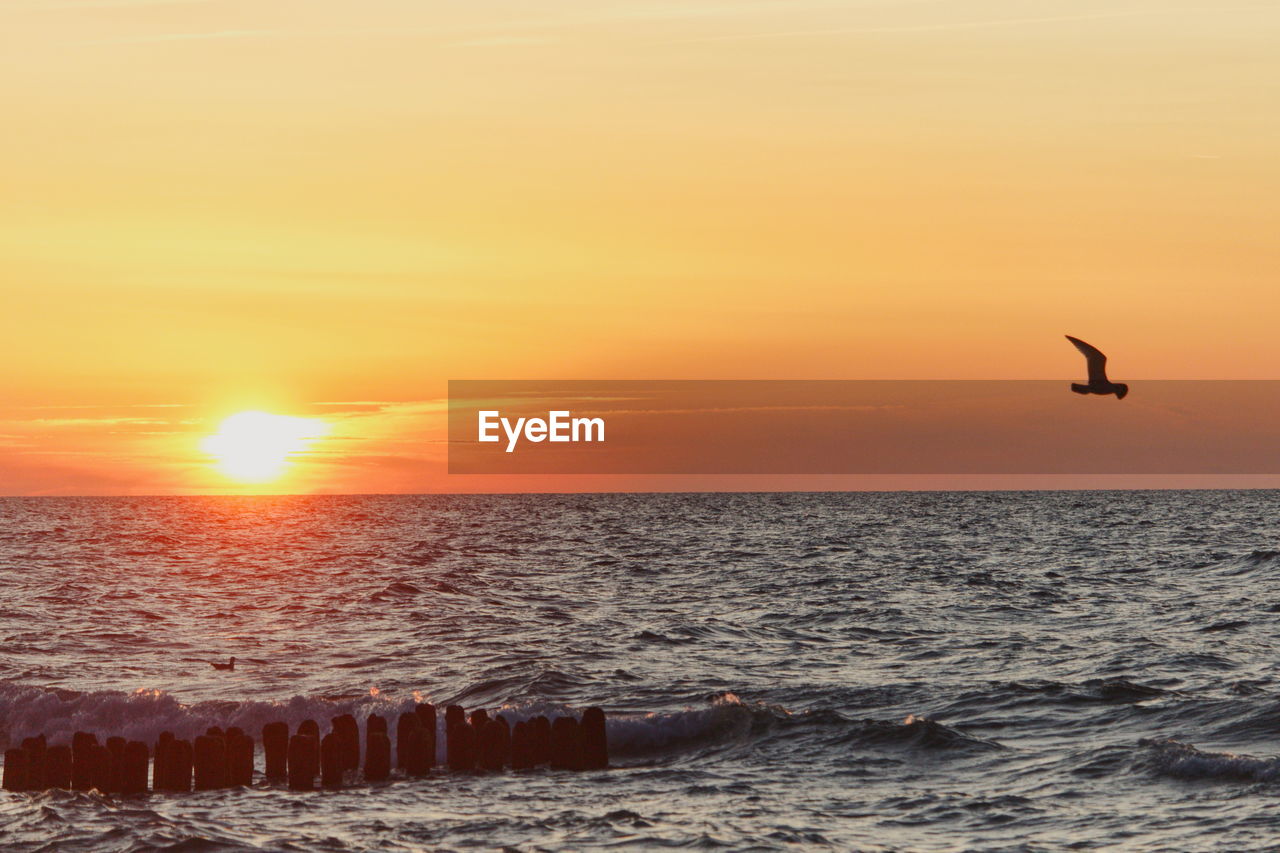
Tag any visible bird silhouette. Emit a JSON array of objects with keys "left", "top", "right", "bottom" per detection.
[
  {"left": 210, "top": 656, "right": 236, "bottom": 671},
  {"left": 1065, "top": 335, "right": 1128, "bottom": 399}
]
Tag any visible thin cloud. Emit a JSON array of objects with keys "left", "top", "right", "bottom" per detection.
[
  {"left": 77, "top": 28, "right": 279, "bottom": 46},
  {"left": 61, "top": 0, "right": 878, "bottom": 49},
  {"left": 15, "top": 0, "right": 214, "bottom": 9},
  {"left": 693, "top": 5, "right": 1275, "bottom": 42}
]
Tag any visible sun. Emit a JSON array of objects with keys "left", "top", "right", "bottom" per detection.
[{"left": 201, "top": 411, "right": 328, "bottom": 483}]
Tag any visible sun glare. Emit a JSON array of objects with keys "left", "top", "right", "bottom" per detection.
[{"left": 201, "top": 411, "right": 327, "bottom": 483}]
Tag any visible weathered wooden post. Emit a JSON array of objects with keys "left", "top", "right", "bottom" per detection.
[
  {"left": 72, "top": 731, "right": 99, "bottom": 791},
  {"left": 262, "top": 721, "right": 288, "bottom": 781},
  {"left": 287, "top": 734, "right": 318, "bottom": 790},
  {"left": 510, "top": 721, "right": 534, "bottom": 770},
  {"left": 395, "top": 712, "right": 416, "bottom": 770},
  {"left": 227, "top": 731, "right": 254, "bottom": 787},
  {"left": 170, "top": 739, "right": 193, "bottom": 792},
  {"left": 445, "top": 705, "right": 475, "bottom": 771},
  {"left": 153, "top": 732, "right": 174, "bottom": 791},
  {"left": 20, "top": 736, "right": 46, "bottom": 792},
  {"left": 364, "top": 715, "right": 391, "bottom": 782},
  {"left": 494, "top": 715, "right": 511, "bottom": 768},
  {"left": 105, "top": 736, "right": 126, "bottom": 794},
  {"left": 2, "top": 749, "right": 27, "bottom": 791},
  {"left": 122, "top": 741, "right": 149, "bottom": 794},
  {"left": 332, "top": 714, "right": 359, "bottom": 775},
  {"left": 475, "top": 716, "right": 511, "bottom": 771},
  {"left": 44, "top": 744, "right": 72, "bottom": 789},
  {"left": 530, "top": 716, "right": 551, "bottom": 766},
  {"left": 415, "top": 703, "right": 437, "bottom": 769},
  {"left": 581, "top": 707, "right": 609, "bottom": 770},
  {"left": 193, "top": 734, "right": 227, "bottom": 790},
  {"left": 550, "top": 716, "right": 583, "bottom": 770},
  {"left": 320, "top": 732, "right": 343, "bottom": 787},
  {"left": 477, "top": 719, "right": 502, "bottom": 771},
  {"left": 87, "top": 743, "right": 111, "bottom": 792},
  {"left": 399, "top": 713, "right": 430, "bottom": 776}
]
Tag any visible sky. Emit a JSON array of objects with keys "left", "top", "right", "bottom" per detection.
[{"left": 1, "top": 0, "right": 1278, "bottom": 494}]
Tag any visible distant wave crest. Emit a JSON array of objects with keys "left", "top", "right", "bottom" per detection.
[{"left": 1140, "top": 738, "right": 1280, "bottom": 783}]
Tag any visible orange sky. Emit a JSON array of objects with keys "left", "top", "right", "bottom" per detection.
[{"left": 2, "top": 1, "right": 1278, "bottom": 494}]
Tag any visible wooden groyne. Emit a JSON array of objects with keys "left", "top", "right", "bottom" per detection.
[{"left": 1, "top": 704, "right": 608, "bottom": 794}]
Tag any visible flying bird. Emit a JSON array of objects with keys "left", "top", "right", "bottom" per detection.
[
  {"left": 1065, "top": 336, "right": 1128, "bottom": 399},
  {"left": 210, "top": 656, "right": 236, "bottom": 671}
]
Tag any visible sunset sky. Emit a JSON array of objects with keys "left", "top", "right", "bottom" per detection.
[{"left": 2, "top": 0, "right": 1278, "bottom": 494}]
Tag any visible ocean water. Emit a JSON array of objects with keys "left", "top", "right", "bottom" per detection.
[{"left": 3, "top": 491, "right": 1280, "bottom": 851}]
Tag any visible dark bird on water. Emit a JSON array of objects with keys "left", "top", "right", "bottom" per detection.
[
  {"left": 1065, "top": 335, "right": 1128, "bottom": 399},
  {"left": 211, "top": 656, "right": 236, "bottom": 671}
]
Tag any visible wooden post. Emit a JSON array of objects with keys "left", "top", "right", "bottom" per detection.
[
  {"left": 320, "top": 732, "right": 343, "bottom": 787},
  {"left": 20, "top": 736, "right": 46, "bottom": 792},
  {"left": 262, "top": 721, "right": 288, "bottom": 780},
  {"left": 445, "top": 706, "right": 475, "bottom": 771},
  {"left": 105, "top": 736, "right": 125, "bottom": 794},
  {"left": 121, "top": 741, "right": 149, "bottom": 794},
  {"left": 170, "top": 739, "right": 193, "bottom": 792},
  {"left": 530, "top": 716, "right": 551, "bottom": 766},
  {"left": 398, "top": 713, "right": 430, "bottom": 776},
  {"left": 494, "top": 715, "right": 511, "bottom": 768},
  {"left": 581, "top": 707, "right": 608, "bottom": 770},
  {"left": 153, "top": 732, "right": 174, "bottom": 791},
  {"left": 510, "top": 721, "right": 533, "bottom": 770},
  {"left": 87, "top": 743, "right": 111, "bottom": 792},
  {"left": 332, "top": 714, "right": 359, "bottom": 775},
  {"left": 550, "top": 716, "right": 583, "bottom": 770},
  {"left": 228, "top": 731, "right": 254, "bottom": 787},
  {"left": 477, "top": 720, "right": 502, "bottom": 771},
  {"left": 71, "top": 732, "right": 99, "bottom": 791},
  {"left": 477, "top": 716, "right": 510, "bottom": 770},
  {"left": 364, "top": 730, "right": 391, "bottom": 781},
  {"left": 44, "top": 744, "right": 72, "bottom": 789},
  {"left": 2, "top": 749, "right": 27, "bottom": 791},
  {"left": 415, "top": 703, "right": 437, "bottom": 769},
  {"left": 287, "top": 734, "right": 318, "bottom": 790},
  {"left": 193, "top": 735, "right": 227, "bottom": 790}
]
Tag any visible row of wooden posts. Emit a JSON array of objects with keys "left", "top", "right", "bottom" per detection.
[{"left": 2, "top": 704, "right": 608, "bottom": 794}]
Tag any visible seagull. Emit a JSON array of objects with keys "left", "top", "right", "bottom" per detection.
[
  {"left": 1065, "top": 335, "right": 1128, "bottom": 399},
  {"left": 210, "top": 657, "right": 236, "bottom": 671}
]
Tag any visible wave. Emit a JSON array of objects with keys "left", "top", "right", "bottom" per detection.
[
  {"left": 844, "top": 714, "right": 1004, "bottom": 752},
  {"left": 0, "top": 684, "right": 755, "bottom": 764},
  {"left": 0, "top": 686, "right": 996, "bottom": 769},
  {"left": 939, "top": 677, "right": 1172, "bottom": 717},
  {"left": 1139, "top": 738, "right": 1280, "bottom": 783},
  {"left": 0, "top": 683, "right": 421, "bottom": 753},
  {"left": 1195, "top": 549, "right": 1280, "bottom": 577}
]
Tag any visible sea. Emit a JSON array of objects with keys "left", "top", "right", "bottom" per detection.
[{"left": 3, "top": 491, "right": 1280, "bottom": 851}]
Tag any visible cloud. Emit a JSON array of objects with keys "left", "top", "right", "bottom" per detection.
[
  {"left": 76, "top": 28, "right": 279, "bottom": 46},
  {"left": 692, "top": 5, "right": 1276, "bottom": 42},
  {"left": 14, "top": 0, "right": 215, "bottom": 9}
]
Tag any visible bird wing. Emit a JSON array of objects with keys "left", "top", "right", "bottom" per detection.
[{"left": 1065, "top": 335, "right": 1109, "bottom": 384}]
